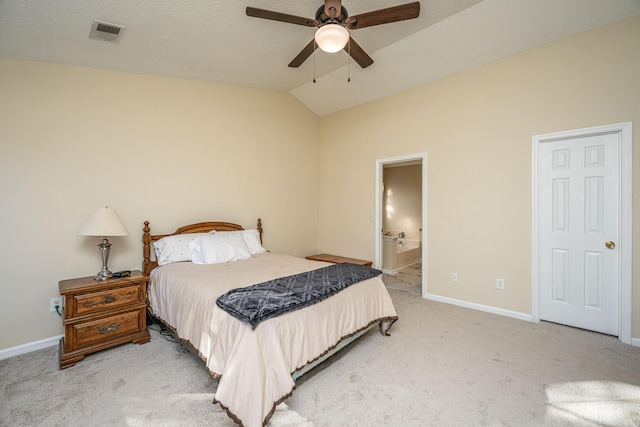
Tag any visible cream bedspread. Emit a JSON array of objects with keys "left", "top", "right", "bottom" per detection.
[{"left": 148, "top": 252, "right": 398, "bottom": 427}]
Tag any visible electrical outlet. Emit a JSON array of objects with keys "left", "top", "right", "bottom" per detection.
[
  {"left": 50, "top": 297, "right": 63, "bottom": 313},
  {"left": 496, "top": 278, "right": 505, "bottom": 290},
  {"left": 451, "top": 273, "right": 458, "bottom": 282}
]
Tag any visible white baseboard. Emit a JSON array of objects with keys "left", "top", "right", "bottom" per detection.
[
  {"left": 423, "top": 292, "right": 533, "bottom": 322},
  {"left": 0, "top": 334, "right": 63, "bottom": 361},
  {"left": 423, "top": 293, "right": 640, "bottom": 347}
]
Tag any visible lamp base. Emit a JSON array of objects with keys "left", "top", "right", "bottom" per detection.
[
  {"left": 94, "top": 269, "right": 113, "bottom": 281},
  {"left": 94, "top": 238, "right": 113, "bottom": 281}
]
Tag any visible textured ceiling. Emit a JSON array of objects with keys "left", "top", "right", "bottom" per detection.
[{"left": 1, "top": 0, "right": 639, "bottom": 116}]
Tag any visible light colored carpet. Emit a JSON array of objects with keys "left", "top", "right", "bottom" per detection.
[{"left": 2, "top": 286, "right": 640, "bottom": 426}]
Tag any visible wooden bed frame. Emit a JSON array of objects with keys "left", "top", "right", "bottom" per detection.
[
  {"left": 140, "top": 217, "right": 392, "bottom": 425},
  {"left": 142, "top": 218, "right": 263, "bottom": 276},
  {"left": 141, "top": 216, "right": 379, "bottom": 372}
]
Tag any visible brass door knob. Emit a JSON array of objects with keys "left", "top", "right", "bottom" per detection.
[{"left": 605, "top": 241, "right": 616, "bottom": 249}]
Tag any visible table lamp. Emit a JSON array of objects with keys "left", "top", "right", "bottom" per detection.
[{"left": 79, "top": 207, "right": 128, "bottom": 280}]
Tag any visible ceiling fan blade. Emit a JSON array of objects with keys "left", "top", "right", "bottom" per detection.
[
  {"left": 345, "top": 37, "right": 374, "bottom": 68},
  {"left": 346, "top": 2, "right": 420, "bottom": 30},
  {"left": 246, "top": 7, "right": 318, "bottom": 27},
  {"left": 288, "top": 40, "right": 318, "bottom": 68}
]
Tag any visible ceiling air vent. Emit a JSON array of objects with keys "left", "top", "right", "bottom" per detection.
[{"left": 89, "top": 20, "right": 125, "bottom": 43}]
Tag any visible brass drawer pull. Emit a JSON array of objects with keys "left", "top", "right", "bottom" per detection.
[
  {"left": 105, "top": 296, "right": 116, "bottom": 304},
  {"left": 99, "top": 323, "right": 120, "bottom": 334}
]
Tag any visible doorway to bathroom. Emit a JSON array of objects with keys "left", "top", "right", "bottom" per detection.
[{"left": 375, "top": 153, "right": 427, "bottom": 297}]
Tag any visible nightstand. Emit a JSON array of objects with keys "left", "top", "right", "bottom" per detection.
[
  {"left": 58, "top": 270, "right": 150, "bottom": 369},
  {"left": 306, "top": 253, "right": 373, "bottom": 267}
]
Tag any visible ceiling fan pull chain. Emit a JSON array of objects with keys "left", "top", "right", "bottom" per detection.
[
  {"left": 347, "top": 38, "right": 351, "bottom": 82},
  {"left": 313, "top": 40, "right": 317, "bottom": 83}
]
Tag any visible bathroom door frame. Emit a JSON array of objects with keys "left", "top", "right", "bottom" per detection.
[{"left": 375, "top": 153, "right": 428, "bottom": 297}]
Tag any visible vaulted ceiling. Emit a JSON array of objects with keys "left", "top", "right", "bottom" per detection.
[{"left": 1, "top": 0, "right": 639, "bottom": 115}]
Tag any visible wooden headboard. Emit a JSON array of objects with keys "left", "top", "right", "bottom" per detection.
[{"left": 142, "top": 218, "right": 263, "bottom": 276}]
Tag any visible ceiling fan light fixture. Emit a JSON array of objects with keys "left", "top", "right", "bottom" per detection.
[{"left": 314, "top": 24, "right": 349, "bottom": 53}]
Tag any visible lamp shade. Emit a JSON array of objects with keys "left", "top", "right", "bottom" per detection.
[
  {"left": 78, "top": 207, "right": 128, "bottom": 237},
  {"left": 314, "top": 24, "right": 349, "bottom": 53}
]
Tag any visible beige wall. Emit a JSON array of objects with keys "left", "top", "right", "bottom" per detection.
[
  {"left": 317, "top": 15, "right": 640, "bottom": 337},
  {"left": 0, "top": 58, "right": 320, "bottom": 349},
  {"left": 2, "top": 15, "right": 639, "bottom": 352}
]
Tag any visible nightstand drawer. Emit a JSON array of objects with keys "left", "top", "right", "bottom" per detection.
[
  {"left": 71, "top": 309, "right": 143, "bottom": 349},
  {"left": 73, "top": 284, "right": 143, "bottom": 317}
]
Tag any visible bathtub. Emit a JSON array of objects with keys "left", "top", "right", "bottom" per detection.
[{"left": 382, "top": 236, "right": 421, "bottom": 275}]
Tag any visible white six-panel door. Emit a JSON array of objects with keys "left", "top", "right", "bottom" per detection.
[{"left": 538, "top": 133, "right": 620, "bottom": 335}]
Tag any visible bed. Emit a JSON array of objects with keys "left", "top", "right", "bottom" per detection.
[{"left": 142, "top": 219, "right": 398, "bottom": 427}]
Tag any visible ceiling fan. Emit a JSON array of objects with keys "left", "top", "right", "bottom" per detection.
[{"left": 246, "top": 1, "right": 420, "bottom": 69}]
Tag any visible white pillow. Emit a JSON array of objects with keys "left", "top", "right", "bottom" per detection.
[
  {"left": 240, "top": 229, "right": 267, "bottom": 254},
  {"left": 153, "top": 233, "right": 208, "bottom": 266},
  {"left": 212, "top": 229, "right": 267, "bottom": 254},
  {"left": 189, "top": 233, "right": 251, "bottom": 265}
]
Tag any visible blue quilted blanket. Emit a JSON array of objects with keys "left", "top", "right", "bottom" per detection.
[{"left": 216, "top": 262, "right": 382, "bottom": 329}]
